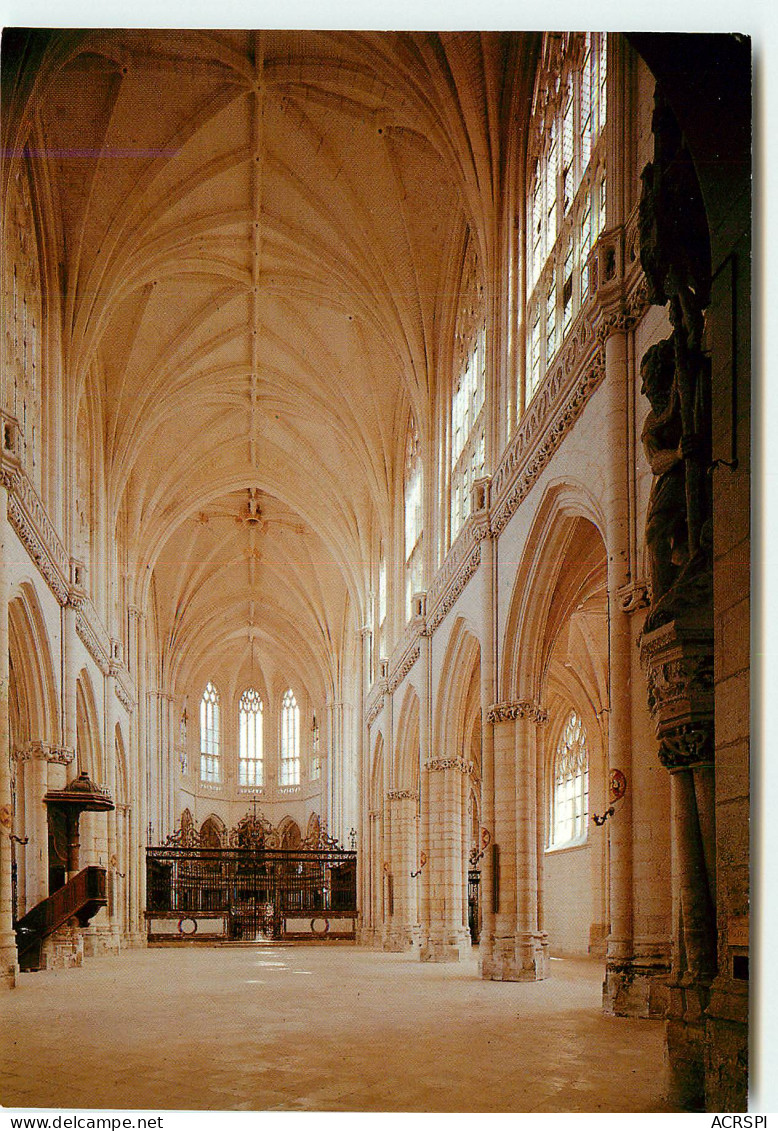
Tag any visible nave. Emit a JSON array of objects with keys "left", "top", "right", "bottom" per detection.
[{"left": 1, "top": 944, "right": 668, "bottom": 1113}]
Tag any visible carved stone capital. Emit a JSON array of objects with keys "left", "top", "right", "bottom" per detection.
[
  {"left": 424, "top": 757, "right": 474, "bottom": 775},
  {"left": 17, "top": 742, "right": 75, "bottom": 765},
  {"left": 658, "top": 723, "right": 714, "bottom": 771},
  {"left": 386, "top": 789, "right": 418, "bottom": 802},
  {"left": 49, "top": 746, "right": 75, "bottom": 765},
  {"left": 617, "top": 579, "right": 651, "bottom": 613},
  {"left": 640, "top": 620, "right": 714, "bottom": 722},
  {"left": 640, "top": 617, "right": 714, "bottom": 773},
  {"left": 487, "top": 700, "right": 548, "bottom": 726}
]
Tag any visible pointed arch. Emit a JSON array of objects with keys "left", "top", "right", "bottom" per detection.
[
  {"left": 500, "top": 479, "right": 607, "bottom": 703},
  {"left": 199, "top": 814, "right": 225, "bottom": 848},
  {"left": 370, "top": 732, "right": 385, "bottom": 811},
  {"left": 394, "top": 683, "right": 421, "bottom": 795},
  {"left": 114, "top": 720, "right": 129, "bottom": 805},
  {"left": 434, "top": 615, "right": 481, "bottom": 758},
  {"left": 278, "top": 816, "right": 302, "bottom": 850},
  {"left": 76, "top": 666, "right": 103, "bottom": 780},
  {"left": 7, "top": 581, "right": 59, "bottom": 747}
]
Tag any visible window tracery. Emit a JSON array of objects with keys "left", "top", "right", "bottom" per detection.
[
  {"left": 526, "top": 33, "right": 608, "bottom": 402},
  {"left": 378, "top": 541, "right": 387, "bottom": 661},
  {"left": 281, "top": 689, "right": 300, "bottom": 786},
  {"left": 4, "top": 161, "right": 43, "bottom": 489},
  {"left": 549, "top": 709, "right": 589, "bottom": 848},
  {"left": 199, "top": 682, "right": 221, "bottom": 783},
  {"left": 239, "top": 688, "right": 263, "bottom": 788},
  {"left": 451, "top": 234, "right": 486, "bottom": 544},
  {"left": 404, "top": 419, "right": 423, "bottom": 621}
]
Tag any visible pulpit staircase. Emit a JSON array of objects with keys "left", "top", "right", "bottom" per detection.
[{"left": 14, "top": 865, "right": 107, "bottom": 971}]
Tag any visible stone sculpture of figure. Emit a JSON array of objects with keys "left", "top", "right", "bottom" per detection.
[
  {"left": 641, "top": 338, "right": 688, "bottom": 608},
  {"left": 638, "top": 88, "right": 710, "bottom": 353}
]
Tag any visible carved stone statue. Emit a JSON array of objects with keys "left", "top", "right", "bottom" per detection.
[
  {"left": 641, "top": 339, "right": 687, "bottom": 610},
  {"left": 639, "top": 86, "right": 713, "bottom": 632},
  {"left": 638, "top": 88, "right": 710, "bottom": 353}
]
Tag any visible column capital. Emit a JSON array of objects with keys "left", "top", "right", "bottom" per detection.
[
  {"left": 386, "top": 789, "right": 418, "bottom": 801},
  {"left": 424, "top": 757, "right": 473, "bottom": 775},
  {"left": 15, "top": 742, "right": 74, "bottom": 765},
  {"left": 486, "top": 700, "right": 548, "bottom": 726}
]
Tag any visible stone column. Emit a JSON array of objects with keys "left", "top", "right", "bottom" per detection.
[
  {"left": 419, "top": 757, "right": 470, "bottom": 962},
  {"left": 478, "top": 525, "right": 497, "bottom": 967},
  {"left": 104, "top": 685, "right": 121, "bottom": 947},
  {"left": 641, "top": 617, "right": 716, "bottom": 1109},
  {"left": 416, "top": 633, "right": 431, "bottom": 952},
  {"left": 62, "top": 596, "right": 79, "bottom": 775},
  {"left": 127, "top": 606, "right": 145, "bottom": 944},
  {"left": 1, "top": 479, "right": 20, "bottom": 984},
  {"left": 384, "top": 790, "right": 417, "bottom": 950},
  {"left": 600, "top": 328, "right": 636, "bottom": 1013},
  {"left": 27, "top": 744, "right": 51, "bottom": 906},
  {"left": 481, "top": 702, "right": 548, "bottom": 981}
]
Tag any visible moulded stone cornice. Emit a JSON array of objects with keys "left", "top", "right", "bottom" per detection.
[
  {"left": 426, "top": 542, "right": 481, "bottom": 635},
  {"left": 113, "top": 678, "right": 135, "bottom": 715},
  {"left": 75, "top": 597, "right": 111, "bottom": 675},
  {"left": 365, "top": 686, "right": 386, "bottom": 729},
  {"left": 426, "top": 522, "right": 477, "bottom": 611},
  {"left": 109, "top": 650, "right": 136, "bottom": 712},
  {"left": 490, "top": 326, "right": 606, "bottom": 538},
  {"left": 388, "top": 642, "right": 420, "bottom": 693},
  {"left": 487, "top": 700, "right": 549, "bottom": 725},
  {"left": 2, "top": 445, "right": 70, "bottom": 605}
]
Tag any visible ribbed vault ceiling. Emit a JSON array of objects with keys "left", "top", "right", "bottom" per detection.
[{"left": 8, "top": 29, "right": 535, "bottom": 694}]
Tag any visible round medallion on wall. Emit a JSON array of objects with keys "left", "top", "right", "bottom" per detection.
[
  {"left": 310, "top": 918, "right": 329, "bottom": 936},
  {"left": 178, "top": 917, "right": 198, "bottom": 936}
]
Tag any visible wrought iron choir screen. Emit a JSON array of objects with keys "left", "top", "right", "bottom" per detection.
[{"left": 146, "top": 811, "right": 357, "bottom": 942}]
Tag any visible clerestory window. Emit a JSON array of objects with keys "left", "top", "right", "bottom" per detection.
[
  {"left": 404, "top": 419, "right": 423, "bottom": 621},
  {"left": 526, "top": 33, "right": 608, "bottom": 403}
]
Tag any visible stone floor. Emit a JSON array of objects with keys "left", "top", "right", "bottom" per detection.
[{"left": 0, "top": 945, "right": 670, "bottom": 1112}]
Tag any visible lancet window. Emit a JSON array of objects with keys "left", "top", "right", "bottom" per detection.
[
  {"left": 549, "top": 709, "right": 589, "bottom": 848},
  {"left": 404, "top": 419, "right": 423, "bottom": 621},
  {"left": 526, "top": 33, "right": 608, "bottom": 402},
  {"left": 239, "top": 688, "right": 264, "bottom": 787},
  {"left": 199, "top": 682, "right": 221, "bottom": 783},
  {"left": 281, "top": 689, "right": 300, "bottom": 786},
  {"left": 451, "top": 235, "right": 486, "bottom": 545}
]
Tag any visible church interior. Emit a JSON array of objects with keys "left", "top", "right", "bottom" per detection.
[{"left": 0, "top": 29, "right": 751, "bottom": 1113}]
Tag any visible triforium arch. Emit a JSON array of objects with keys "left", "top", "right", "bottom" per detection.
[{"left": 419, "top": 616, "right": 480, "bottom": 963}]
